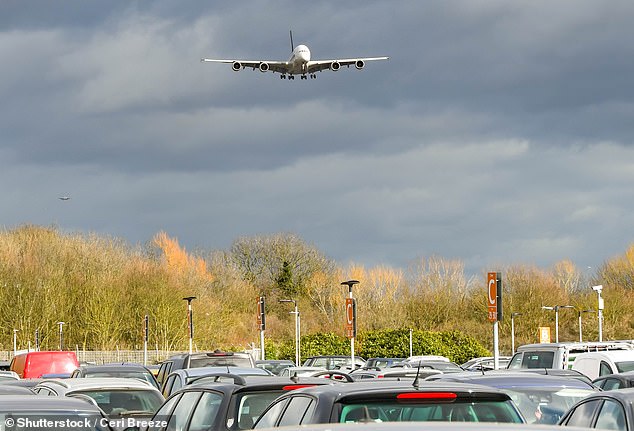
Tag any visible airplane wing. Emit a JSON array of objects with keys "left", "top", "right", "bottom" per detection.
[
  {"left": 200, "top": 58, "right": 290, "bottom": 74},
  {"left": 306, "top": 56, "right": 389, "bottom": 74}
]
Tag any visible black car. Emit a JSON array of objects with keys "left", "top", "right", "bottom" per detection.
[
  {"left": 71, "top": 363, "right": 160, "bottom": 389},
  {"left": 426, "top": 370, "right": 598, "bottom": 424},
  {"left": 156, "top": 351, "right": 255, "bottom": 387},
  {"left": 146, "top": 374, "right": 340, "bottom": 431},
  {"left": 559, "top": 387, "right": 634, "bottom": 429},
  {"left": 593, "top": 370, "right": 634, "bottom": 390},
  {"left": 253, "top": 380, "right": 525, "bottom": 427}
]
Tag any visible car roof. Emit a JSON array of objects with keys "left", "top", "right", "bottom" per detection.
[
  {"left": 0, "top": 394, "right": 103, "bottom": 411},
  {"left": 182, "top": 375, "right": 340, "bottom": 393},
  {"left": 582, "top": 387, "right": 634, "bottom": 401},
  {"left": 77, "top": 363, "right": 152, "bottom": 372},
  {"left": 575, "top": 350, "right": 634, "bottom": 359},
  {"left": 271, "top": 421, "right": 592, "bottom": 431},
  {"left": 37, "top": 377, "right": 158, "bottom": 390},
  {"left": 427, "top": 370, "right": 597, "bottom": 389},
  {"left": 170, "top": 366, "right": 270, "bottom": 378}
]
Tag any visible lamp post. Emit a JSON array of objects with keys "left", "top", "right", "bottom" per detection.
[
  {"left": 183, "top": 296, "right": 196, "bottom": 354},
  {"left": 510, "top": 312, "right": 522, "bottom": 354},
  {"left": 57, "top": 322, "right": 65, "bottom": 351},
  {"left": 542, "top": 305, "right": 574, "bottom": 343},
  {"left": 577, "top": 309, "right": 595, "bottom": 342},
  {"left": 13, "top": 329, "right": 18, "bottom": 355},
  {"left": 592, "top": 285, "right": 604, "bottom": 342},
  {"left": 341, "top": 280, "right": 359, "bottom": 370},
  {"left": 279, "top": 299, "right": 300, "bottom": 366}
]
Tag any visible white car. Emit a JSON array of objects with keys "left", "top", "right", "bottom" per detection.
[{"left": 572, "top": 350, "right": 634, "bottom": 380}]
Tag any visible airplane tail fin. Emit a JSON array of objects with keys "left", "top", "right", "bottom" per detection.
[{"left": 289, "top": 30, "right": 294, "bottom": 52}]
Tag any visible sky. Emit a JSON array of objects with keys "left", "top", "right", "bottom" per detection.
[{"left": 2, "top": 0, "right": 634, "bottom": 276}]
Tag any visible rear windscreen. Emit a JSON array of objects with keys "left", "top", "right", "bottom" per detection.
[
  {"left": 521, "top": 351, "right": 555, "bottom": 369},
  {"left": 338, "top": 400, "right": 523, "bottom": 423},
  {"left": 190, "top": 357, "right": 252, "bottom": 368}
]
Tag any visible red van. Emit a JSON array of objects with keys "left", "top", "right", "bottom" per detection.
[{"left": 10, "top": 351, "right": 79, "bottom": 378}]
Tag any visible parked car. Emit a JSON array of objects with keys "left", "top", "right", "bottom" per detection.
[
  {"left": 592, "top": 371, "right": 634, "bottom": 390},
  {"left": 302, "top": 356, "right": 365, "bottom": 371},
  {"left": 10, "top": 350, "right": 79, "bottom": 378},
  {"left": 462, "top": 356, "right": 512, "bottom": 371},
  {"left": 156, "top": 350, "right": 255, "bottom": 387},
  {"left": 279, "top": 367, "right": 327, "bottom": 378},
  {"left": 274, "top": 421, "right": 593, "bottom": 431},
  {"left": 0, "top": 370, "right": 19, "bottom": 381},
  {"left": 572, "top": 350, "right": 634, "bottom": 380},
  {"left": 71, "top": 363, "right": 160, "bottom": 389},
  {"left": 0, "top": 395, "right": 111, "bottom": 430},
  {"left": 363, "top": 357, "right": 406, "bottom": 369},
  {"left": 145, "top": 374, "right": 340, "bottom": 431},
  {"left": 256, "top": 359, "right": 296, "bottom": 375},
  {"left": 161, "top": 366, "right": 272, "bottom": 397},
  {"left": 507, "top": 342, "right": 633, "bottom": 370},
  {"left": 559, "top": 387, "right": 634, "bottom": 429},
  {"left": 253, "top": 380, "right": 525, "bottom": 427},
  {"left": 33, "top": 377, "right": 164, "bottom": 428},
  {"left": 426, "top": 370, "right": 598, "bottom": 424}
]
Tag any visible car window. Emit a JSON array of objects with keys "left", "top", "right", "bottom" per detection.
[
  {"left": 615, "top": 361, "right": 634, "bottom": 373},
  {"left": 235, "top": 391, "right": 286, "bottom": 429},
  {"left": 562, "top": 399, "right": 601, "bottom": 427},
  {"left": 278, "top": 396, "right": 315, "bottom": 426},
  {"left": 521, "top": 351, "right": 555, "bottom": 369},
  {"left": 595, "top": 399, "right": 626, "bottom": 430},
  {"left": 166, "top": 391, "right": 203, "bottom": 431},
  {"left": 188, "top": 391, "right": 224, "bottom": 431},
  {"left": 254, "top": 398, "right": 288, "bottom": 428},
  {"left": 600, "top": 361, "right": 613, "bottom": 377},
  {"left": 148, "top": 393, "right": 182, "bottom": 431},
  {"left": 602, "top": 378, "right": 623, "bottom": 391}
]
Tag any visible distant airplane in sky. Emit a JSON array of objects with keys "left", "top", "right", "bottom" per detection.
[
  {"left": 201, "top": 31, "right": 388, "bottom": 80},
  {"left": 58, "top": 196, "right": 70, "bottom": 201}
]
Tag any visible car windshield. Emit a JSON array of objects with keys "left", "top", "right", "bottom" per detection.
[
  {"left": 232, "top": 391, "right": 286, "bottom": 429},
  {"left": 190, "top": 356, "right": 252, "bottom": 368},
  {"left": 504, "top": 387, "right": 595, "bottom": 424},
  {"left": 76, "top": 389, "right": 164, "bottom": 417},
  {"left": 616, "top": 361, "right": 634, "bottom": 373},
  {"left": 0, "top": 412, "right": 107, "bottom": 431},
  {"left": 85, "top": 371, "right": 158, "bottom": 388},
  {"left": 338, "top": 400, "right": 523, "bottom": 423}
]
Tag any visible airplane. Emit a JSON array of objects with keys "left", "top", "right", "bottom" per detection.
[
  {"left": 58, "top": 196, "right": 70, "bottom": 201},
  {"left": 200, "top": 31, "right": 388, "bottom": 80}
]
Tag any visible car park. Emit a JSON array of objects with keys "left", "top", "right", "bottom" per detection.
[
  {"left": 253, "top": 380, "right": 525, "bottom": 427},
  {"left": 0, "top": 395, "right": 112, "bottom": 430},
  {"left": 256, "top": 360, "right": 296, "bottom": 375},
  {"left": 71, "top": 363, "right": 160, "bottom": 389},
  {"left": 559, "top": 387, "right": 634, "bottom": 429},
  {"left": 145, "top": 374, "right": 339, "bottom": 431},
  {"left": 161, "top": 366, "right": 272, "bottom": 397},
  {"left": 593, "top": 371, "right": 634, "bottom": 390},
  {"left": 426, "top": 370, "right": 598, "bottom": 424},
  {"left": 33, "top": 377, "right": 164, "bottom": 425},
  {"left": 156, "top": 350, "right": 255, "bottom": 387}
]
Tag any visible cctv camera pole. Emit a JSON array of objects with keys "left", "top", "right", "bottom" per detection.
[
  {"left": 593, "top": 285, "right": 604, "bottom": 342},
  {"left": 35, "top": 329, "right": 39, "bottom": 351},
  {"left": 257, "top": 296, "right": 266, "bottom": 360},
  {"left": 143, "top": 314, "right": 149, "bottom": 366},
  {"left": 183, "top": 297, "right": 196, "bottom": 354},
  {"left": 58, "top": 322, "right": 65, "bottom": 351},
  {"left": 13, "top": 329, "right": 18, "bottom": 356}
]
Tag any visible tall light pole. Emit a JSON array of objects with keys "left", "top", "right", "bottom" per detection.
[
  {"left": 279, "top": 299, "right": 300, "bottom": 366},
  {"left": 13, "top": 329, "right": 18, "bottom": 355},
  {"left": 341, "top": 280, "right": 359, "bottom": 370},
  {"left": 578, "top": 309, "right": 595, "bottom": 342},
  {"left": 510, "top": 312, "right": 522, "bottom": 354},
  {"left": 183, "top": 296, "right": 196, "bottom": 354},
  {"left": 592, "top": 285, "right": 604, "bottom": 342},
  {"left": 542, "top": 305, "right": 574, "bottom": 343},
  {"left": 57, "top": 322, "right": 65, "bottom": 351}
]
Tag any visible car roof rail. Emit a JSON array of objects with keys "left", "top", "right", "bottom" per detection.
[{"left": 188, "top": 372, "right": 247, "bottom": 386}]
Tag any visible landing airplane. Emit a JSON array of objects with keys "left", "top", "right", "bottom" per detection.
[{"left": 200, "top": 31, "right": 388, "bottom": 80}]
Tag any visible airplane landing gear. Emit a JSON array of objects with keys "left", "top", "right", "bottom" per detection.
[
  {"left": 310, "top": 74, "right": 317, "bottom": 79},
  {"left": 280, "top": 74, "right": 286, "bottom": 79},
  {"left": 301, "top": 75, "right": 307, "bottom": 80}
]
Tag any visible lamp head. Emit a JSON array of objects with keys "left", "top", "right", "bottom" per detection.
[{"left": 592, "top": 285, "right": 603, "bottom": 293}]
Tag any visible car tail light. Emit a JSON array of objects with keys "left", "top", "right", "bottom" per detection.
[
  {"left": 397, "top": 392, "right": 457, "bottom": 402},
  {"left": 282, "top": 384, "right": 317, "bottom": 391}
]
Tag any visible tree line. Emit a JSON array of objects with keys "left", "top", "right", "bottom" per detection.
[{"left": 1, "top": 224, "right": 633, "bottom": 356}]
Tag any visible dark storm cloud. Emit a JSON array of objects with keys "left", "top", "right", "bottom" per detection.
[{"left": 2, "top": 1, "right": 634, "bottom": 275}]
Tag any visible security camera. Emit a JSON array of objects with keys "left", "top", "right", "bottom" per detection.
[{"left": 592, "top": 285, "right": 603, "bottom": 292}]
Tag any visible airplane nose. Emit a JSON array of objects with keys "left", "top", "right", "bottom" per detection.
[{"left": 300, "top": 51, "right": 310, "bottom": 62}]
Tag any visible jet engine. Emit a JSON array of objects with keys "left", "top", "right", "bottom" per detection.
[
  {"left": 330, "top": 61, "right": 341, "bottom": 71},
  {"left": 259, "top": 62, "right": 269, "bottom": 72},
  {"left": 232, "top": 62, "right": 242, "bottom": 71},
  {"left": 355, "top": 60, "right": 365, "bottom": 70}
]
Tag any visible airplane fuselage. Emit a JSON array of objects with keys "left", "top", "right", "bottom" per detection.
[{"left": 286, "top": 44, "right": 311, "bottom": 74}]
